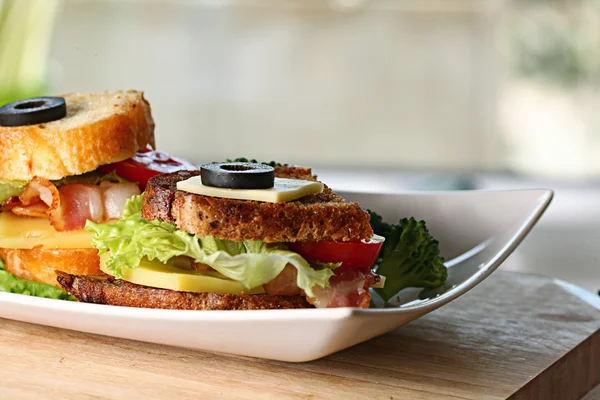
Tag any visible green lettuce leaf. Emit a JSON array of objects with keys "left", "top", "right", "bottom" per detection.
[
  {"left": 0, "top": 257, "right": 75, "bottom": 301},
  {"left": 123, "top": 193, "right": 144, "bottom": 217},
  {"left": 99, "top": 170, "right": 131, "bottom": 184},
  {"left": 86, "top": 195, "right": 334, "bottom": 297},
  {"left": 52, "top": 170, "right": 130, "bottom": 187},
  {"left": 312, "top": 261, "right": 343, "bottom": 270},
  {"left": 201, "top": 235, "right": 245, "bottom": 256},
  {"left": 0, "top": 180, "right": 27, "bottom": 203}
]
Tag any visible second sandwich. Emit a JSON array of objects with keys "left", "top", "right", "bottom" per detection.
[
  {"left": 0, "top": 91, "right": 193, "bottom": 292},
  {"left": 58, "top": 162, "right": 386, "bottom": 309}
]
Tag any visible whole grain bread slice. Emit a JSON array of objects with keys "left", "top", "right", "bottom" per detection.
[
  {"left": 142, "top": 169, "right": 374, "bottom": 243},
  {"left": 0, "top": 90, "right": 155, "bottom": 181},
  {"left": 57, "top": 272, "right": 312, "bottom": 310}
]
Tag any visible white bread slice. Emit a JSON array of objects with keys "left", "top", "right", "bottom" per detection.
[
  {"left": 0, "top": 90, "right": 155, "bottom": 181},
  {"left": 0, "top": 247, "right": 100, "bottom": 288}
]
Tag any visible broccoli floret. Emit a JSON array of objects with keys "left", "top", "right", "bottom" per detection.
[
  {"left": 369, "top": 210, "right": 392, "bottom": 237},
  {"left": 225, "top": 158, "right": 288, "bottom": 168},
  {"left": 368, "top": 211, "right": 448, "bottom": 302}
]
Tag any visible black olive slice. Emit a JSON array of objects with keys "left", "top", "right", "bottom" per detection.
[
  {"left": 201, "top": 162, "right": 275, "bottom": 189},
  {"left": 0, "top": 97, "right": 67, "bottom": 127}
]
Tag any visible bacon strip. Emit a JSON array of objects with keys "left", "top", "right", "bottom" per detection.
[
  {"left": 100, "top": 181, "right": 140, "bottom": 220},
  {"left": 307, "top": 267, "right": 380, "bottom": 309},
  {"left": 10, "top": 203, "right": 48, "bottom": 218},
  {"left": 2, "top": 177, "right": 60, "bottom": 218},
  {"left": 263, "top": 265, "right": 301, "bottom": 296},
  {"left": 55, "top": 184, "right": 104, "bottom": 230},
  {"left": 1, "top": 177, "right": 140, "bottom": 231},
  {"left": 263, "top": 264, "right": 380, "bottom": 308}
]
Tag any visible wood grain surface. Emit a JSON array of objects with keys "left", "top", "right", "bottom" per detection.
[{"left": 0, "top": 270, "right": 598, "bottom": 400}]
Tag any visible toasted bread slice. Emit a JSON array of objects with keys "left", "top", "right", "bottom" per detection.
[
  {"left": 0, "top": 90, "right": 155, "bottom": 181},
  {"left": 0, "top": 247, "right": 101, "bottom": 288},
  {"left": 142, "top": 170, "right": 373, "bottom": 243},
  {"left": 56, "top": 272, "right": 312, "bottom": 310}
]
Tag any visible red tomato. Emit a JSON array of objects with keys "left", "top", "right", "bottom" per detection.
[
  {"left": 99, "top": 146, "right": 197, "bottom": 190},
  {"left": 286, "top": 235, "right": 385, "bottom": 268}
]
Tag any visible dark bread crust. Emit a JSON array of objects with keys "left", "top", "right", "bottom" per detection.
[
  {"left": 57, "top": 272, "right": 312, "bottom": 310},
  {"left": 142, "top": 170, "right": 373, "bottom": 243}
]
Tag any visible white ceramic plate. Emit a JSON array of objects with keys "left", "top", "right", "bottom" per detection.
[{"left": 0, "top": 189, "right": 553, "bottom": 362}]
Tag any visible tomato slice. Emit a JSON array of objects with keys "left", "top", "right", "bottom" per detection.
[
  {"left": 99, "top": 146, "right": 197, "bottom": 190},
  {"left": 286, "top": 235, "right": 384, "bottom": 268}
]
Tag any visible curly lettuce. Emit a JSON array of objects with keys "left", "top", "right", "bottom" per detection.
[
  {"left": 85, "top": 195, "right": 334, "bottom": 297},
  {"left": 0, "top": 180, "right": 27, "bottom": 203}
]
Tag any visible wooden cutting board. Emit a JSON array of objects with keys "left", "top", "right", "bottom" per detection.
[{"left": 0, "top": 270, "right": 598, "bottom": 400}]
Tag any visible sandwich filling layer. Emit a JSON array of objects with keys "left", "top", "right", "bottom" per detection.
[
  {"left": 0, "top": 171, "right": 140, "bottom": 232},
  {"left": 0, "top": 146, "right": 196, "bottom": 294},
  {"left": 87, "top": 194, "right": 383, "bottom": 308},
  {"left": 0, "top": 212, "right": 93, "bottom": 249}
]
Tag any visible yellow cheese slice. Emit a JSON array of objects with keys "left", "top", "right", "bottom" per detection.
[
  {"left": 100, "top": 255, "right": 265, "bottom": 295},
  {"left": 176, "top": 176, "right": 324, "bottom": 203},
  {"left": 0, "top": 212, "right": 93, "bottom": 249}
]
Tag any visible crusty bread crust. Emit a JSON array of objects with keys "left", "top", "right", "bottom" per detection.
[
  {"left": 272, "top": 166, "right": 315, "bottom": 181},
  {"left": 57, "top": 272, "right": 312, "bottom": 310},
  {"left": 142, "top": 171, "right": 374, "bottom": 243},
  {"left": 0, "top": 90, "right": 155, "bottom": 180},
  {"left": 0, "top": 247, "right": 100, "bottom": 287}
]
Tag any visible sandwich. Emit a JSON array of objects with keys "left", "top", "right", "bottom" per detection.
[
  {"left": 0, "top": 91, "right": 193, "bottom": 298},
  {"left": 56, "top": 160, "right": 449, "bottom": 309},
  {"left": 0, "top": 92, "right": 448, "bottom": 308}
]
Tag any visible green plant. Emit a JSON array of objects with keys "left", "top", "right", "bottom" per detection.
[
  {"left": 510, "top": 0, "right": 600, "bottom": 87},
  {"left": 0, "top": 0, "right": 61, "bottom": 106}
]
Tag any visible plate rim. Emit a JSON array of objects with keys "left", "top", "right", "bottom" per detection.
[{"left": 351, "top": 187, "right": 554, "bottom": 315}]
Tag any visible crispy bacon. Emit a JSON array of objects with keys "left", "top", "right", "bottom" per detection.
[
  {"left": 10, "top": 203, "right": 48, "bottom": 218},
  {"left": 1, "top": 177, "right": 140, "bottom": 231},
  {"left": 306, "top": 267, "right": 380, "bottom": 309},
  {"left": 3, "top": 177, "right": 60, "bottom": 218},
  {"left": 262, "top": 264, "right": 380, "bottom": 308}
]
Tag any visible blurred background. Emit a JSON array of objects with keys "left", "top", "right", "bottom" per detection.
[{"left": 1, "top": 0, "right": 599, "bottom": 291}]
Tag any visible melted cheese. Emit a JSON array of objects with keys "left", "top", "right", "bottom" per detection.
[
  {"left": 0, "top": 212, "right": 93, "bottom": 249},
  {"left": 176, "top": 176, "right": 324, "bottom": 203},
  {"left": 100, "top": 255, "right": 265, "bottom": 295}
]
